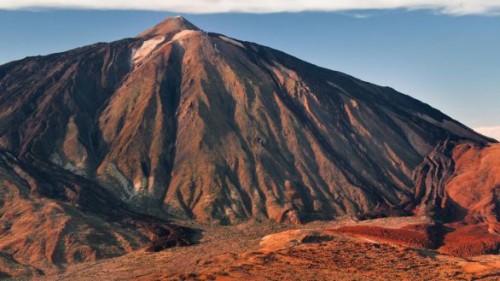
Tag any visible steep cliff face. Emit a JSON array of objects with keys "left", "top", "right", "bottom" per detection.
[{"left": 0, "top": 17, "right": 494, "bottom": 226}]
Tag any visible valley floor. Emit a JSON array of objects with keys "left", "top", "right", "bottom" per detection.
[{"left": 33, "top": 217, "right": 499, "bottom": 281}]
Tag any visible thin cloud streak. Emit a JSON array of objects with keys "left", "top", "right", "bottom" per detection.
[
  {"left": 1, "top": 1, "right": 500, "bottom": 15},
  {"left": 475, "top": 126, "right": 500, "bottom": 141}
]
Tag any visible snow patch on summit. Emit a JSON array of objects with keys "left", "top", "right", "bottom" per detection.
[
  {"left": 172, "top": 29, "right": 199, "bottom": 41},
  {"left": 132, "top": 37, "right": 165, "bottom": 65}
]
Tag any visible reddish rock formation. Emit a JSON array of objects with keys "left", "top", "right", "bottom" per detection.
[
  {"left": 0, "top": 17, "right": 493, "bottom": 224},
  {"left": 0, "top": 149, "right": 191, "bottom": 278},
  {"left": 0, "top": 16, "right": 498, "bottom": 276},
  {"left": 334, "top": 143, "right": 500, "bottom": 257}
]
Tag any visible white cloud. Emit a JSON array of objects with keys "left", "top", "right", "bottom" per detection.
[
  {"left": 1, "top": 0, "right": 500, "bottom": 15},
  {"left": 475, "top": 126, "right": 500, "bottom": 141}
]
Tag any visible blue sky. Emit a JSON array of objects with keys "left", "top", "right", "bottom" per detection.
[{"left": 0, "top": 7, "right": 499, "bottom": 139}]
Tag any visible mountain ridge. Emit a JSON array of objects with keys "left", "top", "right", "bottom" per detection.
[
  {"left": 0, "top": 16, "right": 498, "bottom": 278},
  {"left": 0, "top": 17, "right": 494, "bottom": 223}
]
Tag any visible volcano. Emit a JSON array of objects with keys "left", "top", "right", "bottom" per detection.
[{"left": 0, "top": 17, "right": 498, "bottom": 278}]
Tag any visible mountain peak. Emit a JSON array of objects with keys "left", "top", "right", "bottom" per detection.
[{"left": 139, "top": 16, "right": 200, "bottom": 38}]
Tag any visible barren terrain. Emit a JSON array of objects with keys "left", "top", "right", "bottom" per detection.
[
  {"left": 35, "top": 218, "right": 499, "bottom": 281},
  {"left": 0, "top": 16, "right": 498, "bottom": 279}
]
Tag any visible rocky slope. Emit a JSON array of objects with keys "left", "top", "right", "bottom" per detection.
[
  {"left": 0, "top": 16, "right": 498, "bottom": 276},
  {"left": 0, "top": 149, "right": 191, "bottom": 278}
]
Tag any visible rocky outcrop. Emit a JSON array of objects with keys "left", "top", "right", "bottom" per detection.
[
  {"left": 445, "top": 143, "right": 500, "bottom": 232},
  {"left": 0, "top": 17, "right": 493, "bottom": 226},
  {"left": 0, "top": 16, "right": 498, "bottom": 275},
  {"left": 0, "top": 149, "right": 191, "bottom": 277}
]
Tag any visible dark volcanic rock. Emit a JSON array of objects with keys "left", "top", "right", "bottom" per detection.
[
  {"left": 0, "top": 16, "right": 498, "bottom": 275},
  {"left": 0, "top": 17, "right": 494, "bottom": 223}
]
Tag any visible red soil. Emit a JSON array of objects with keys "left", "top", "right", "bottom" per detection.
[
  {"left": 439, "top": 223, "right": 500, "bottom": 257},
  {"left": 334, "top": 222, "right": 500, "bottom": 258},
  {"left": 335, "top": 224, "right": 435, "bottom": 249}
]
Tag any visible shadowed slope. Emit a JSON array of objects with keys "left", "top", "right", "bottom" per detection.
[
  {"left": 0, "top": 16, "right": 498, "bottom": 277},
  {"left": 0, "top": 149, "right": 191, "bottom": 278},
  {"left": 0, "top": 17, "right": 494, "bottom": 226}
]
